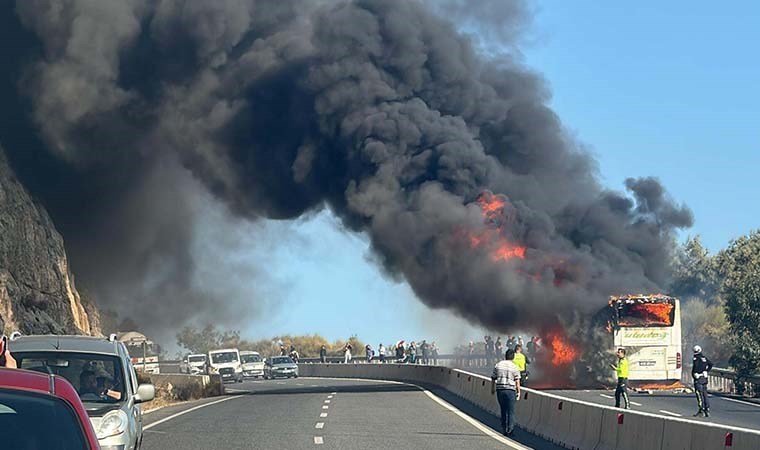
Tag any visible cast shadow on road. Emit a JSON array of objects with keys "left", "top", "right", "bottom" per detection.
[
  {"left": 421, "top": 385, "right": 566, "bottom": 450},
  {"left": 229, "top": 383, "right": 421, "bottom": 396}
]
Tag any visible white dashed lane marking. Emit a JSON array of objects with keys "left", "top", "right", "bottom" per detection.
[
  {"left": 315, "top": 422, "right": 324, "bottom": 429},
  {"left": 322, "top": 405, "right": 329, "bottom": 409},
  {"left": 314, "top": 436, "right": 324, "bottom": 445},
  {"left": 600, "top": 394, "right": 614, "bottom": 399},
  {"left": 324, "top": 400, "right": 331, "bottom": 403},
  {"left": 320, "top": 412, "right": 328, "bottom": 418}
]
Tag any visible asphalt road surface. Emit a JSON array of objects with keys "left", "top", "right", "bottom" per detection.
[
  {"left": 142, "top": 377, "right": 565, "bottom": 450},
  {"left": 548, "top": 389, "right": 760, "bottom": 430},
  {"left": 458, "top": 364, "right": 760, "bottom": 430}
]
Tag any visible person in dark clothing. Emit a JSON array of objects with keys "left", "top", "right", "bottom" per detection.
[
  {"left": 692, "top": 345, "right": 713, "bottom": 417},
  {"left": 420, "top": 340, "right": 430, "bottom": 364},
  {"left": 485, "top": 336, "right": 495, "bottom": 367},
  {"left": 319, "top": 345, "right": 327, "bottom": 363}
]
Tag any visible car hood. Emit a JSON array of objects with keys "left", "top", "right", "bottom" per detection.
[{"left": 272, "top": 364, "right": 298, "bottom": 369}]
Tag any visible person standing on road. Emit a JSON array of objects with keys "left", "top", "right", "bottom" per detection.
[
  {"left": 506, "top": 336, "right": 516, "bottom": 351},
  {"left": 495, "top": 337, "right": 503, "bottom": 360},
  {"left": 513, "top": 344, "right": 530, "bottom": 386},
  {"left": 421, "top": 340, "right": 430, "bottom": 364},
  {"left": 431, "top": 342, "right": 439, "bottom": 366},
  {"left": 379, "top": 343, "right": 386, "bottom": 363},
  {"left": 319, "top": 345, "right": 327, "bottom": 363},
  {"left": 467, "top": 341, "right": 474, "bottom": 367},
  {"left": 343, "top": 342, "right": 353, "bottom": 364},
  {"left": 485, "top": 336, "right": 494, "bottom": 367},
  {"left": 491, "top": 349, "right": 521, "bottom": 437},
  {"left": 610, "top": 348, "right": 630, "bottom": 409},
  {"left": 692, "top": 345, "right": 713, "bottom": 417}
]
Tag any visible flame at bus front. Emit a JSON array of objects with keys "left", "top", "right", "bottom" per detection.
[{"left": 626, "top": 302, "right": 673, "bottom": 326}]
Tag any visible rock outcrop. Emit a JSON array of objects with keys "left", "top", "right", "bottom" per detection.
[{"left": 0, "top": 145, "right": 99, "bottom": 335}]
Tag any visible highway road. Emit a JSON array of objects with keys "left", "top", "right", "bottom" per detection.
[
  {"left": 459, "top": 365, "right": 759, "bottom": 430},
  {"left": 548, "top": 389, "right": 760, "bottom": 430},
  {"left": 142, "top": 377, "right": 565, "bottom": 450}
]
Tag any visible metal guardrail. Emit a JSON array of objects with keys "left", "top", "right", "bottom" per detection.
[{"left": 706, "top": 367, "right": 760, "bottom": 397}]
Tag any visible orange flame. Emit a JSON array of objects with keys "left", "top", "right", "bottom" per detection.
[
  {"left": 621, "top": 302, "right": 673, "bottom": 326},
  {"left": 548, "top": 332, "right": 579, "bottom": 366},
  {"left": 467, "top": 192, "right": 527, "bottom": 262}
]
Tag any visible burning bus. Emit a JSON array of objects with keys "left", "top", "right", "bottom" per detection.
[
  {"left": 118, "top": 331, "right": 161, "bottom": 374},
  {"left": 608, "top": 294, "right": 682, "bottom": 384}
]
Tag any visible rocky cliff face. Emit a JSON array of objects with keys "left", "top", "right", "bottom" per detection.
[{"left": 0, "top": 146, "right": 100, "bottom": 335}]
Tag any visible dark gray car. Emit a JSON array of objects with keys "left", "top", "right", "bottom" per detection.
[
  {"left": 11, "top": 334, "right": 155, "bottom": 450},
  {"left": 264, "top": 356, "right": 299, "bottom": 379}
]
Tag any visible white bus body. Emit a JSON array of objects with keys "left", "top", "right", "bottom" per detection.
[{"left": 611, "top": 295, "right": 682, "bottom": 383}]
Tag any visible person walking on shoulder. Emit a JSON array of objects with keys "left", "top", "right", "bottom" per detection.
[
  {"left": 491, "top": 349, "right": 521, "bottom": 437},
  {"left": 378, "top": 343, "right": 386, "bottom": 363},
  {"left": 610, "top": 348, "right": 630, "bottom": 409},
  {"left": 343, "top": 343, "right": 353, "bottom": 364},
  {"left": 513, "top": 344, "right": 530, "bottom": 386},
  {"left": 692, "top": 345, "right": 713, "bottom": 417}
]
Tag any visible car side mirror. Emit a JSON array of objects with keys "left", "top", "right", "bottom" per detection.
[{"left": 135, "top": 384, "right": 155, "bottom": 404}]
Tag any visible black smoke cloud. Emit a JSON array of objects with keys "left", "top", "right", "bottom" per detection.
[{"left": 0, "top": 0, "right": 691, "bottom": 336}]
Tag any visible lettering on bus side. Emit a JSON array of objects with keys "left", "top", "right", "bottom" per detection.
[{"left": 622, "top": 330, "right": 667, "bottom": 340}]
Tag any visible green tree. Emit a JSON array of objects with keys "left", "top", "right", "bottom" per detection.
[
  {"left": 176, "top": 325, "right": 240, "bottom": 355},
  {"left": 670, "top": 236, "right": 720, "bottom": 302},
  {"left": 680, "top": 299, "right": 731, "bottom": 366},
  {"left": 718, "top": 230, "right": 760, "bottom": 393}
]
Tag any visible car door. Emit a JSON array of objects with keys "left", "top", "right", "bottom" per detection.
[{"left": 121, "top": 344, "right": 143, "bottom": 446}]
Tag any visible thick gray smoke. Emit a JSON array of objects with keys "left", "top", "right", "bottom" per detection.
[{"left": 0, "top": 0, "right": 691, "bottom": 337}]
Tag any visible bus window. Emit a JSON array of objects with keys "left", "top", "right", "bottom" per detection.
[{"left": 615, "top": 301, "right": 674, "bottom": 327}]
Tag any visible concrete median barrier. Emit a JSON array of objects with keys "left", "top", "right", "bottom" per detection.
[{"left": 299, "top": 363, "right": 760, "bottom": 450}]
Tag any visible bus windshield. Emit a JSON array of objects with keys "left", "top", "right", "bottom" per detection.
[{"left": 615, "top": 301, "right": 674, "bottom": 327}]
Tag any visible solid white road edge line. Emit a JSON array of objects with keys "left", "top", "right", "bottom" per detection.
[
  {"left": 658, "top": 410, "right": 682, "bottom": 417},
  {"left": 144, "top": 396, "right": 240, "bottom": 430},
  {"left": 719, "top": 396, "right": 760, "bottom": 408},
  {"left": 419, "top": 388, "right": 532, "bottom": 450}
]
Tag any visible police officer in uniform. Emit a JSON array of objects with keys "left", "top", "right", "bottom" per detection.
[
  {"left": 610, "top": 347, "right": 630, "bottom": 409},
  {"left": 692, "top": 345, "right": 713, "bottom": 417}
]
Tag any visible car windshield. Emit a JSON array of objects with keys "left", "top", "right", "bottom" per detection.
[
  {"left": 188, "top": 356, "right": 206, "bottom": 363},
  {"left": 241, "top": 354, "right": 262, "bottom": 364},
  {"left": 210, "top": 352, "right": 238, "bottom": 364},
  {"left": 15, "top": 352, "right": 125, "bottom": 405},
  {"left": 271, "top": 357, "right": 293, "bottom": 365},
  {"left": 0, "top": 389, "right": 88, "bottom": 449}
]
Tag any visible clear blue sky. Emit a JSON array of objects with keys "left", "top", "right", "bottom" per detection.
[{"left": 239, "top": 1, "right": 759, "bottom": 350}]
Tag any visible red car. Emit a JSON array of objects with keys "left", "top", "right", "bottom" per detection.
[{"left": 0, "top": 367, "right": 100, "bottom": 449}]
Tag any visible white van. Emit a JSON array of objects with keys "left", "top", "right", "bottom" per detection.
[
  {"left": 240, "top": 351, "right": 265, "bottom": 378},
  {"left": 208, "top": 348, "right": 243, "bottom": 383}
]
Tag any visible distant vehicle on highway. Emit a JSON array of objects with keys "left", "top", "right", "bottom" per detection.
[
  {"left": 0, "top": 367, "right": 101, "bottom": 449},
  {"left": 208, "top": 348, "right": 244, "bottom": 383},
  {"left": 11, "top": 334, "right": 155, "bottom": 450},
  {"left": 180, "top": 353, "right": 208, "bottom": 375},
  {"left": 119, "top": 331, "right": 161, "bottom": 374},
  {"left": 609, "top": 294, "right": 683, "bottom": 384},
  {"left": 264, "top": 356, "right": 299, "bottom": 379},
  {"left": 240, "top": 351, "right": 264, "bottom": 378}
]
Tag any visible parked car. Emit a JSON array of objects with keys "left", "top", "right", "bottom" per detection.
[
  {"left": 180, "top": 354, "right": 207, "bottom": 375},
  {"left": 208, "top": 348, "right": 243, "bottom": 383},
  {"left": 11, "top": 334, "right": 155, "bottom": 450},
  {"left": 264, "top": 356, "right": 299, "bottom": 379},
  {"left": 0, "top": 367, "right": 101, "bottom": 449},
  {"left": 240, "top": 351, "right": 264, "bottom": 378}
]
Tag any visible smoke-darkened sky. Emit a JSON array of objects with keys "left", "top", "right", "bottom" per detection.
[{"left": 0, "top": 0, "right": 704, "bottom": 340}]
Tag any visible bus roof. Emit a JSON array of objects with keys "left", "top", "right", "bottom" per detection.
[{"left": 608, "top": 294, "right": 677, "bottom": 305}]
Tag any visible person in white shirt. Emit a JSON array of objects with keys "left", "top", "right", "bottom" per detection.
[{"left": 491, "top": 349, "right": 521, "bottom": 436}]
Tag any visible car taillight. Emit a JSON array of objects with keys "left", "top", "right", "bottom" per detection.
[{"left": 676, "top": 352, "right": 682, "bottom": 369}]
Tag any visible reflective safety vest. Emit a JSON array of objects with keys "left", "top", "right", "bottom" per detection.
[
  {"left": 616, "top": 357, "right": 629, "bottom": 379},
  {"left": 513, "top": 353, "right": 527, "bottom": 371}
]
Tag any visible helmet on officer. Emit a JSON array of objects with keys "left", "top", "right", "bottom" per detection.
[{"left": 693, "top": 345, "right": 702, "bottom": 354}]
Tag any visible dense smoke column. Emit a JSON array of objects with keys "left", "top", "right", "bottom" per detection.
[{"left": 0, "top": 0, "right": 691, "bottom": 337}]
